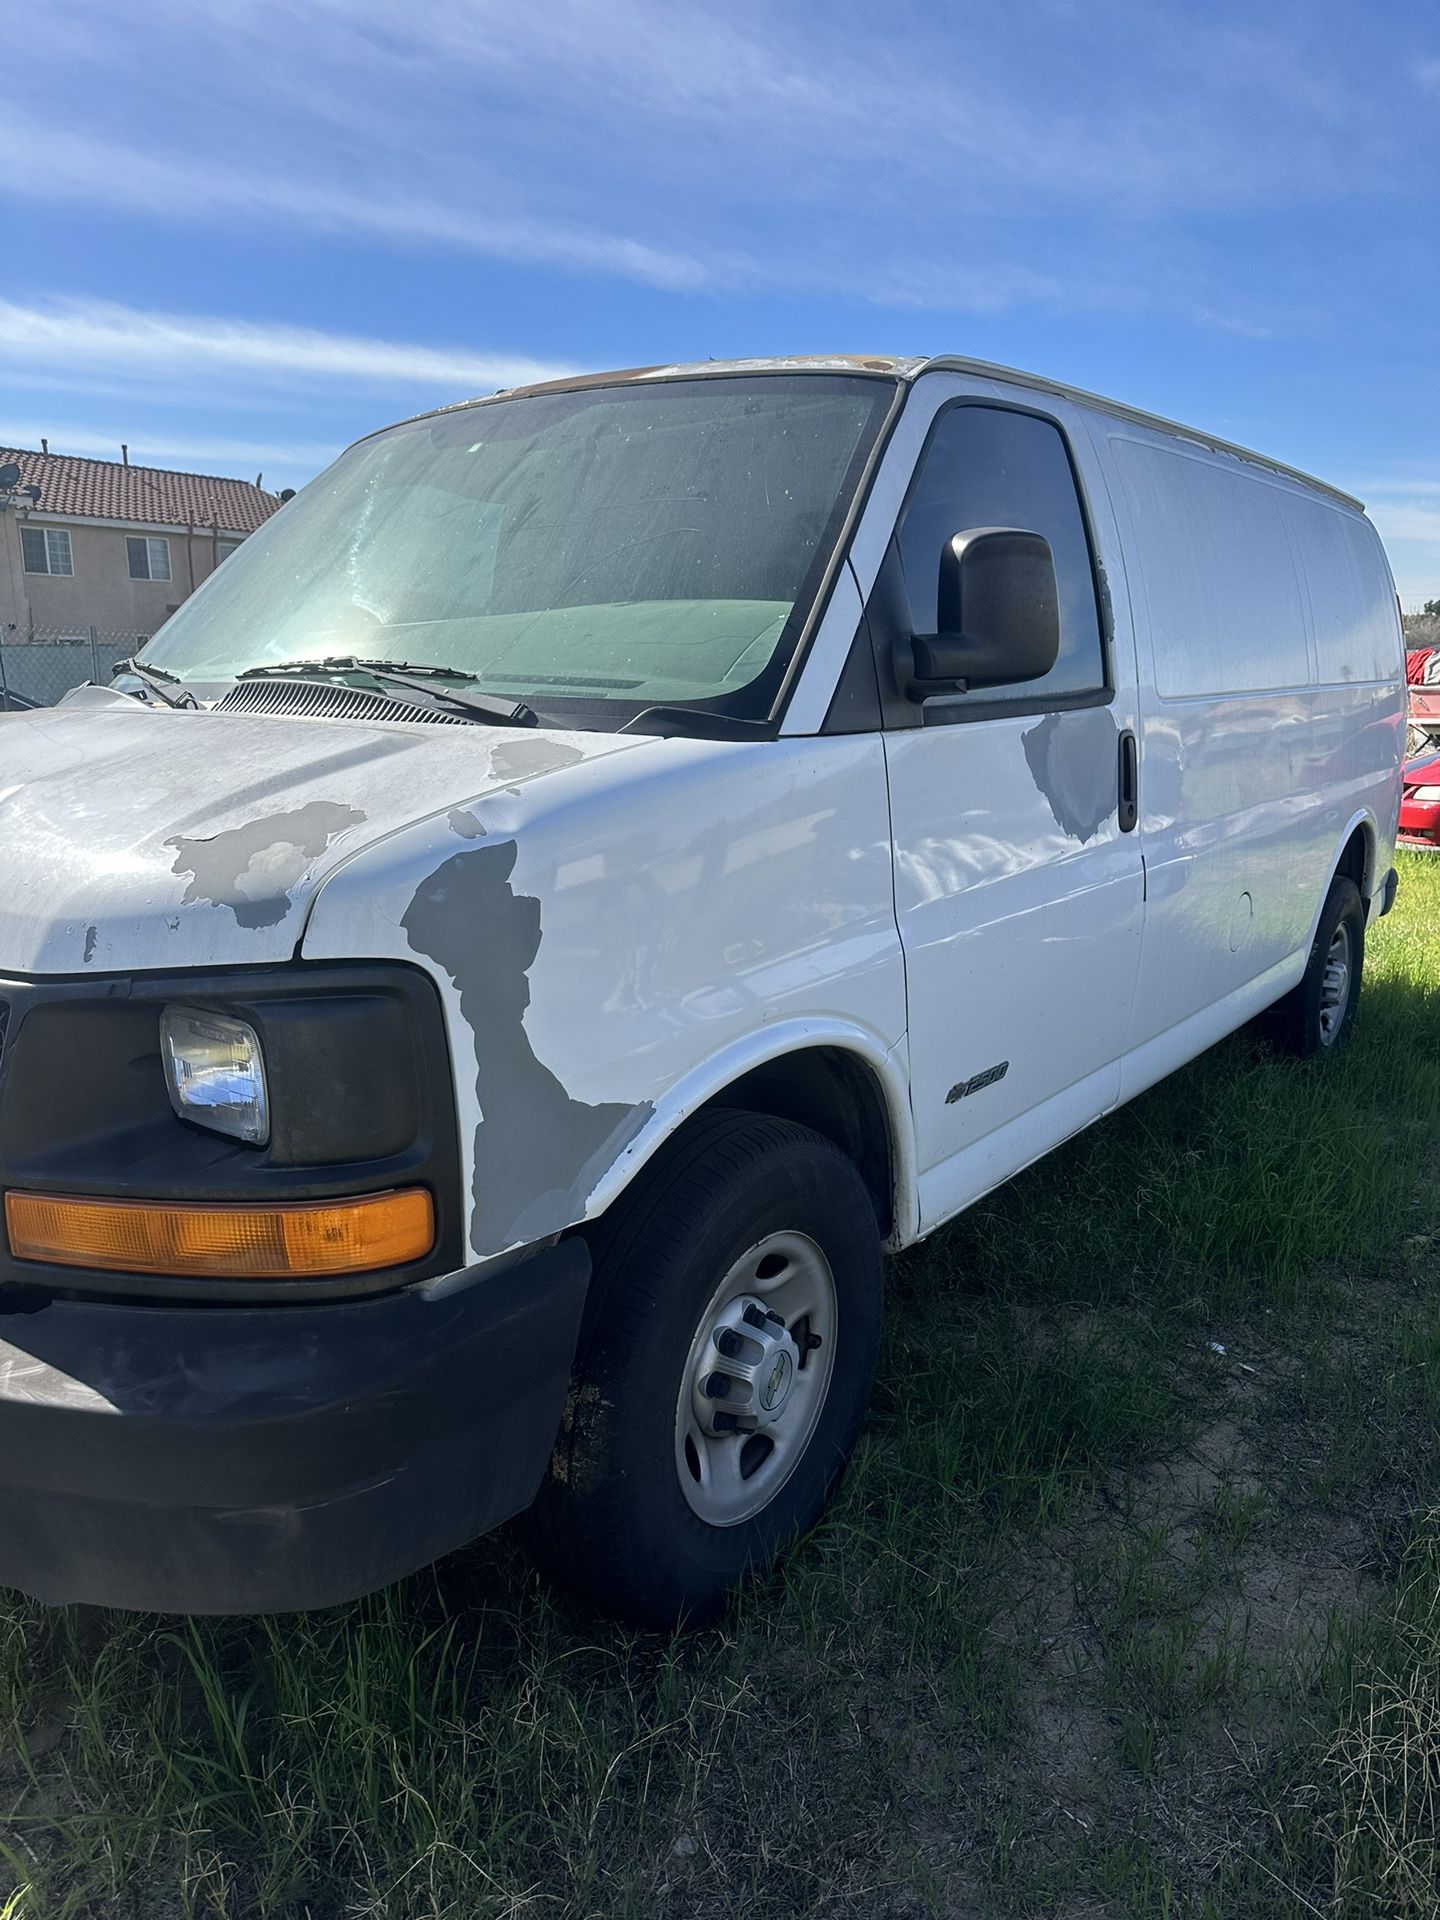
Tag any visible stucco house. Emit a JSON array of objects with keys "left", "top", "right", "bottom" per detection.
[{"left": 0, "top": 446, "right": 282, "bottom": 644}]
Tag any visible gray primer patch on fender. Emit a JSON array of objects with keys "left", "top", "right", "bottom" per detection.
[
  {"left": 166, "top": 800, "right": 365, "bottom": 929},
  {"left": 82, "top": 924, "right": 98, "bottom": 964},
  {"left": 401, "top": 838, "right": 651, "bottom": 1256},
  {"left": 1022, "top": 707, "right": 1117, "bottom": 843}
]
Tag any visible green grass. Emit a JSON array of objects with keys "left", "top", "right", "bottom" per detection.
[{"left": 3, "top": 853, "right": 1439, "bottom": 1918}]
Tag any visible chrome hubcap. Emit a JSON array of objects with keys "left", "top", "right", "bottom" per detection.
[
  {"left": 675, "top": 1231, "right": 837, "bottom": 1528},
  {"left": 1319, "top": 921, "right": 1352, "bottom": 1045}
]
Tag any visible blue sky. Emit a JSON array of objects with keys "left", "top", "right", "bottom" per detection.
[{"left": 4, "top": 0, "right": 1439, "bottom": 604}]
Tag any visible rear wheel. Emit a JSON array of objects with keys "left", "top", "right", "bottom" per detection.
[
  {"left": 521, "top": 1109, "right": 883, "bottom": 1626},
  {"left": 1263, "top": 873, "right": 1365, "bottom": 1059}
]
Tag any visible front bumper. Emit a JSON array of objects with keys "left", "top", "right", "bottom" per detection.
[
  {"left": 0, "top": 1237, "right": 589, "bottom": 1613},
  {"left": 1399, "top": 800, "right": 1440, "bottom": 850}
]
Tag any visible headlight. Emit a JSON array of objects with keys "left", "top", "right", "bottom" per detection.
[
  {"left": 160, "top": 1006, "right": 270, "bottom": 1145},
  {"left": 1412, "top": 785, "right": 1440, "bottom": 802}
]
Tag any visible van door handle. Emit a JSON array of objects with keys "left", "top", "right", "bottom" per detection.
[{"left": 1118, "top": 729, "right": 1139, "bottom": 833}]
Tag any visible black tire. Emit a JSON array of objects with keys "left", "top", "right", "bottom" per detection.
[
  {"left": 1263, "top": 873, "right": 1365, "bottom": 1058},
  {"left": 520, "top": 1109, "right": 883, "bottom": 1627}
]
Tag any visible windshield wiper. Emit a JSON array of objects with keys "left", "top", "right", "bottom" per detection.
[
  {"left": 237, "top": 656, "right": 537, "bottom": 727},
  {"left": 113, "top": 656, "right": 198, "bottom": 710}
]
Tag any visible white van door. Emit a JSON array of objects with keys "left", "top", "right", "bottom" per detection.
[{"left": 874, "top": 396, "right": 1146, "bottom": 1228}]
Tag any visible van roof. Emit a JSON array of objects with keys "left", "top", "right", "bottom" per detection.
[{"left": 446, "top": 353, "right": 1363, "bottom": 515}]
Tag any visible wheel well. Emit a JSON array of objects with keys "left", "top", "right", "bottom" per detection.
[
  {"left": 1335, "top": 822, "right": 1372, "bottom": 901},
  {"left": 707, "top": 1047, "right": 896, "bottom": 1237}
]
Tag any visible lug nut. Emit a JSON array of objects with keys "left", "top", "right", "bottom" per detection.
[
  {"left": 704, "top": 1373, "right": 731, "bottom": 1399},
  {"left": 711, "top": 1411, "right": 739, "bottom": 1433},
  {"left": 742, "top": 1303, "right": 769, "bottom": 1330},
  {"left": 716, "top": 1329, "right": 745, "bottom": 1359}
]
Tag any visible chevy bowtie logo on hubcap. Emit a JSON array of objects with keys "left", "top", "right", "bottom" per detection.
[{"left": 762, "top": 1351, "right": 794, "bottom": 1412}]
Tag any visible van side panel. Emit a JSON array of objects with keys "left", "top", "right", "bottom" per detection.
[
  {"left": 1097, "top": 422, "right": 1404, "bottom": 1066},
  {"left": 1112, "top": 438, "right": 1311, "bottom": 697},
  {"left": 1288, "top": 493, "right": 1405, "bottom": 689}
]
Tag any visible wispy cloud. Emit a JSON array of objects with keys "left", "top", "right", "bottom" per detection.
[
  {"left": 284, "top": 0, "right": 1389, "bottom": 213},
  {"left": 1351, "top": 477, "right": 1440, "bottom": 500},
  {"left": 0, "top": 298, "right": 572, "bottom": 392},
  {"left": 0, "top": 423, "right": 342, "bottom": 473},
  {"left": 1186, "top": 307, "right": 1274, "bottom": 342},
  {"left": 1360, "top": 480, "right": 1440, "bottom": 606},
  {"left": 0, "top": 110, "right": 1051, "bottom": 316},
  {"left": 1358, "top": 478, "right": 1440, "bottom": 535},
  {"left": 1371, "top": 501, "right": 1440, "bottom": 545},
  {"left": 0, "top": 122, "right": 1163, "bottom": 324},
  {"left": 0, "top": 119, "right": 715, "bottom": 294},
  {"left": 0, "top": 0, "right": 1399, "bottom": 331}
]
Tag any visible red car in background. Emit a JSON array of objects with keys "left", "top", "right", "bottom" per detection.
[
  {"left": 1400, "top": 749, "right": 1440, "bottom": 850},
  {"left": 1409, "top": 647, "right": 1440, "bottom": 759}
]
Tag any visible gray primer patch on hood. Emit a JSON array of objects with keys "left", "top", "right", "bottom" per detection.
[
  {"left": 1022, "top": 707, "right": 1117, "bottom": 843},
  {"left": 447, "top": 808, "right": 488, "bottom": 839},
  {"left": 488, "top": 736, "right": 586, "bottom": 782},
  {"left": 402, "top": 838, "right": 651, "bottom": 1257},
  {"left": 166, "top": 800, "right": 365, "bottom": 929}
]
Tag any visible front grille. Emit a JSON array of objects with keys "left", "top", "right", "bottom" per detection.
[{"left": 217, "top": 677, "right": 470, "bottom": 727}]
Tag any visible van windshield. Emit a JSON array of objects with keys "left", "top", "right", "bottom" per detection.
[{"left": 139, "top": 373, "right": 895, "bottom": 728}]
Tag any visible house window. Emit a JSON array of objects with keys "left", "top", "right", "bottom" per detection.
[
  {"left": 215, "top": 538, "right": 243, "bottom": 563},
  {"left": 21, "top": 527, "right": 74, "bottom": 576},
  {"left": 127, "top": 536, "right": 172, "bottom": 582}
]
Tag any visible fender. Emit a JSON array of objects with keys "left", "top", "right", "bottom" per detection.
[
  {"left": 579, "top": 1017, "right": 919, "bottom": 1248},
  {"left": 302, "top": 728, "right": 910, "bottom": 1265},
  {"left": 1226, "top": 803, "right": 1381, "bottom": 1048},
  {"left": 1305, "top": 807, "right": 1378, "bottom": 950}
]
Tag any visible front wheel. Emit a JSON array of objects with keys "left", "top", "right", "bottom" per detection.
[
  {"left": 521, "top": 1110, "right": 884, "bottom": 1626},
  {"left": 1263, "top": 873, "right": 1365, "bottom": 1058}
]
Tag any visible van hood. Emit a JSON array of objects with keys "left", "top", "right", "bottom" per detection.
[{"left": 0, "top": 700, "right": 641, "bottom": 976}]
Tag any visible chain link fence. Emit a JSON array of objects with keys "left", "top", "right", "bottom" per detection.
[{"left": 0, "top": 627, "right": 149, "bottom": 709}]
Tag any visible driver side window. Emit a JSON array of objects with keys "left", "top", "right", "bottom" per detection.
[{"left": 897, "top": 405, "right": 1106, "bottom": 706}]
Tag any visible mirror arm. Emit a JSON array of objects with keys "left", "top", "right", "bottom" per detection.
[{"left": 907, "top": 631, "right": 972, "bottom": 692}]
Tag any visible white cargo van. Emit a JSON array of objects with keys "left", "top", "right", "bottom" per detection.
[{"left": 0, "top": 356, "right": 1405, "bottom": 1624}]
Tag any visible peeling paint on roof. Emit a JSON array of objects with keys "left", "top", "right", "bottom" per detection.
[
  {"left": 373, "top": 352, "right": 1358, "bottom": 511},
  {"left": 631, "top": 355, "right": 918, "bottom": 382}
]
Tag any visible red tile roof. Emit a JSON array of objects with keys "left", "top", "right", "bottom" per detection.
[{"left": 0, "top": 446, "right": 281, "bottom": 535}]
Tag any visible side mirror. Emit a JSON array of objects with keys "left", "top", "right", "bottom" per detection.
[{"left": 905, "top": 527, "right": 1060, "bottom": 695}]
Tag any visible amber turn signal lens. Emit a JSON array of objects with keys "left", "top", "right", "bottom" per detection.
[{"left": 3, "top": 1188, "right": 434, "bottom": 1278}]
